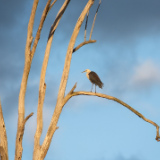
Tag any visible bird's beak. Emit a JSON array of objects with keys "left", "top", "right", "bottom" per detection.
[{"left": 82, "top": 70, "right": 86, "bottom": 73}]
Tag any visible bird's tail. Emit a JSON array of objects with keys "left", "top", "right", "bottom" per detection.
[{"left": 98, "top": 82, "right": 104, "bottom": 89}]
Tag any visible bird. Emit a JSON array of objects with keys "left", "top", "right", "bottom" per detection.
[{"left": 82, "top": 69, "right": 104, "bottom": 93}]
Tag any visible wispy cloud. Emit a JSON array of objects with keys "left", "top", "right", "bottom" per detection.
[{"left": 129, "top": 60, "right": 160, "bottom": 88}]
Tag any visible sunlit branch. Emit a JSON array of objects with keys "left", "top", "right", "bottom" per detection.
[
  {"left": 31, "top": 0, "right": 52, "bottom": 59},
  {"left": 73, "top": 40, "right": 96, "bottom": 53},
  {"left": 64, "top": 89, "right": 160, "bottom": 142},
  {"left": 48, "top": 0, "right": 58, "bottom": 12},
  {"left": 89, "top": 0, "right": 101, "bottom": 40}
]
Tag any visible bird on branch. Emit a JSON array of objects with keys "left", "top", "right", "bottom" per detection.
[{"left": 82, "top": 69, "right": 104, "bottom": 93}]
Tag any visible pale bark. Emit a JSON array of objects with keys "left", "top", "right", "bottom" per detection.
[
  {"left": 73, "top": 40, "right": 96, "bottom": 53},
  {"left": 58, "top": 0, "right": 95, "bottom": 101},
  {"left": 0, "top": 101, "right": 8, "bottom": 160},
  {"left": 31, "top": 0, "right": 54, "bottom": 58},
  {"left": 33, "top": 0, "right": 71, "bottom": 159},
  {"left": 48, "top": 0, "right": 58, "bottom": 13},
  {"left": 64, "top": 84, "right": 160, "bottom": 141},
  {"left": 32, "top": 1, "right": 96, "bottom": 160},
  {"left": 3, "top": 0, "right": 159, "bottom": 159},
  {"left": 15, "top": 0, "right": 54, "bottom": 159},
  {"left": 15, "top": 0, "right": 39, "bottom": 159}
]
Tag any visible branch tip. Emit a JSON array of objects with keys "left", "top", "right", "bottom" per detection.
[
  {"left": 69, "top": 83, "right": 77, "bottom": 94},
  {"left": 24, "top": 112, "right": 34, "bottom": 124}
]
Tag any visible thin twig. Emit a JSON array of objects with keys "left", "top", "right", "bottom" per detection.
[
  {"left": 84, "top": 11, "right": 89, "bottom": 41},
  {"left": 63, "top": 90, "right": 160, "bottom": 142},
  {"left": 89, "top": 0, "right": 101, "bottom": 40},
  {"left": 73, "top": 40, "right": 96, "bottom": 53},
  {"left": 24, "top": 112, "right": 34, "bottom": 124},
  {"left": 31, "top": 0, "right": 52, "bottom": 59},
  {"left": 68, "top": 83, "right": 77, "bottom": 95}
]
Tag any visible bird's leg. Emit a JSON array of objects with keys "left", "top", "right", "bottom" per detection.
[
  {"left": 95, "top": 85, "right": 96, "bottom": 93},
  {"left": 91, "top": 84, "right": 93, "bottom": 92}
]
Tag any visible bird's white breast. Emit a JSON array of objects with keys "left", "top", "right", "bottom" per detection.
[{"left": 86, "top": 72, "right": 90, "bottom": 80}]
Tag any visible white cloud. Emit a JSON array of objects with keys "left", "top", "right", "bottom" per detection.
[{"left": 130, "top": 60, "right": 160, "bottom": 88}]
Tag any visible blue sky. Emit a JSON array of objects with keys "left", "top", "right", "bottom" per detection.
[{"left": 0, "top": 0, "right": 160, "bottom": 159}]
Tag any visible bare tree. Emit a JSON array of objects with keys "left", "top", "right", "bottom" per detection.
[{"left": 0, "top": 0, "right": 160, "bottom": 160}]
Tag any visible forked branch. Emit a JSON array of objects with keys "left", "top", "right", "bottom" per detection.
[
  {"left": 15, "top": 0, "right": 39, "bottom": 159},
  {"left": 73, "top": 0, "right": 100, "bottom": 54},
  {"left": 64, "top": 88, "right": 160, "bottom": 142},
  {"left": 33, "top": 0, "right": 71, "bottom": 160},
  {"left": 25, "top": 0, "right": 39, "bottom": 57},
  {"left": 37, "top": 1, "right": 95, "bottom": 160},
  {"left": 31, "top": 0, "right": 53, "bottom": 60},
  {"left": 15, "top": 0, "right": 54, "bottom": 159}
]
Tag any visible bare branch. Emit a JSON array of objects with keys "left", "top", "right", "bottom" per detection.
[
  {"left": 0, "top": 101, "right": 8, "bottom": 160},
  {"left": 25, "top": 0, "right": 39, "bottom": 57},
  {"left": 48, "top": 0, "right": 58, "bottom": 12},
  {"left": 58, "top": 0, "right": 95, "bottom": 101},
  {"left": 36, "top": 1, "right": 95, "bottom": 160},
  {"left": 24, "top": 112, "right": 34, "bottom": 124},
  {"left": 34, "top": 83, "right": 46, "bottom": 155},
  {"left": 33, "top": 1, "right": 71, "bottom": 159},
  {"left": 89, "top": 0, "right": 101, "bottom": 40},
  {"left": 15, "top": 0, "right": 39, "bottom": 159},
  {"left": 84, "top": 11, "right": 89, "bottom": 41},
  {"left": 31, "top": 0, "right": 52, "bottom": 60},
  {"left": 73, "top": 40, "right": 96, "bottom": 53},
  {"left": 68, "top": 83, "right": 77, "bottom": 95},
  {"left": 48, "top": 0, "right": 70, "bottom": 41},
  {"left": 63, "top": 91, "right": 160, "bottom": 141}
]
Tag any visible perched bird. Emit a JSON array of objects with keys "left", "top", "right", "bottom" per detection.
[{"left": 82, "top": 69, "right": 104, "bottom": 93}]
